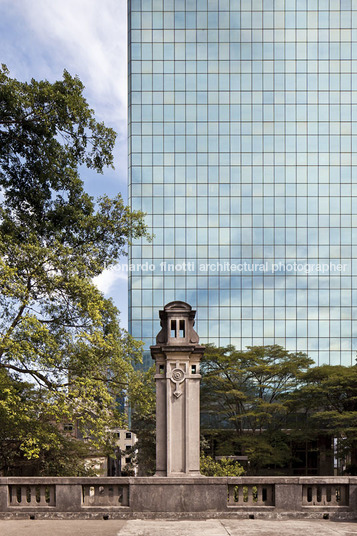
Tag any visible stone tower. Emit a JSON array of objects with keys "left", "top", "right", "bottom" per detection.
[{"left": 151, "top": 301, "right": 205, "bottom": 477}]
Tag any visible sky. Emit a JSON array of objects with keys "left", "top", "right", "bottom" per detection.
[{"left": 0, "top": 0, "right": 130, "bottom": 327}]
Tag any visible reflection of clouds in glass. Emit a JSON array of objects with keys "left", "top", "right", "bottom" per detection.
[{"left": 128, "top": 2, "right": 357, "bottom": 366}]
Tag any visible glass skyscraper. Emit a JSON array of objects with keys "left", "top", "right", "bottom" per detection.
[{"left": 128, "top": 0, "right": 357, "bottom": 366}]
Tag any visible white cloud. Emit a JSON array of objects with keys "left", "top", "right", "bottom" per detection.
[
  {"left": 93, "top": 267, "right": 129, "bottom": 328},
  {"left": 6, "top": 0, "right": 127, "bottom": 130},
  {"left": 93, "top": 267, "right": 128, "bottom": 295}
]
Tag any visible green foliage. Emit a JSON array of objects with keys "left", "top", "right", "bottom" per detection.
[
  {"left": 0, "top": 368, "right": 99, "bottom": 475},
  {"left": 201, "top": 344, "right": 313, "bottom": 431},
  {"left": 129, "top": 366, "right": 156, "bottom": 476},
  {"left": 0, "top": 66, "right": 149, "bottom": 474},
  {"left": 289, "top": 364, "right": 357, "bottom": 468},
  {"left": 201, "top": 345, "right": 357, "bottom": 473},
  {"left": 200, "top": 453, "right": 244, "bottom": 477},
  {"left": 238, "top": 431, "right": 292, "bottom": 472},
  {"left": 201, "top": 344, "right": 313, "bottom": 472}
]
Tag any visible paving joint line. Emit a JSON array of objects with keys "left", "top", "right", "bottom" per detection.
[{"left": 219, "top": 520, "right": 233, "bottom": 536}]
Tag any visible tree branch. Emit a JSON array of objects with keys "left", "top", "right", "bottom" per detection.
[
  {"left": 0, "top": 278, "right": 31, "bottom": 360},
  {"left": 0, "top": 362, "right": 54, "bottom": 389}
]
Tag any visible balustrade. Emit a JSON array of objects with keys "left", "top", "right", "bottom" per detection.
[
  {"left": 302, "top": 484, "right": 349, "bottom": 506},
  {"left": 82, "top": 484, "right": 129, "bottom": 506},
  {"left": 227, "top": 483, "right": 275, "bottom": 506},
  {"left": 8, "top": 485, "right": 55, "bottom": 507},
  {"left": 0, "top": 477, "right": 354, "bottom": 517}
]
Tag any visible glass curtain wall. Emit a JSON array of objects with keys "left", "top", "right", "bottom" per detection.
[{"left": 128, "top": 0, "right": 357, "bottom": 366}]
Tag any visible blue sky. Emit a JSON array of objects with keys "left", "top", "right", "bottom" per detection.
[{"left": 0, "top": 0, "right": 130, "bottom": 327}]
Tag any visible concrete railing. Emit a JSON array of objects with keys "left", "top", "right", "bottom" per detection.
[{"left": 0, "top": 476, "right": 356, "bottom": 519}]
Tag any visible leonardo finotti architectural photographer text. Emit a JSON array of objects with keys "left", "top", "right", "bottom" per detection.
[{"left": 112, "top": 261, "right": 348, "bottom": 275}]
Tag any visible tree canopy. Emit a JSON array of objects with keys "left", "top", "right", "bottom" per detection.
[
  {"left": 288, "top": 364, "right": 357, "bottom": 473},
  {"left": 201, "top": 344, "right": 357, "bottom": 474},
  {"left": 201, "top": 344, "right": 313, "bottom": 433},
  {"left": 201, "top": 344, "right": 314, "bottom": 472},
  {"left": 0, "top": 66, "right": 148, "bottom": 473},
  {"left": 129, "top": 366, "right": 156, "bottom": 476}
]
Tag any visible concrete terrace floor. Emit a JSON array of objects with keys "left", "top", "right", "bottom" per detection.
[{"left": 1, "top": 519, "right": 357, "bottom": 536}]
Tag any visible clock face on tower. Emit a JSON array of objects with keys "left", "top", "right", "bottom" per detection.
[{"left": 170, "top": 367, "right": 185, "bottom": 398}]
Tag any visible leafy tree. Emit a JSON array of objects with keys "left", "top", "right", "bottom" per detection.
[
  {"left": 129, "top": 366, "right": 156, "bottom": 476},
  {"left": 0, "top": 65, "right": 149, "bottom": 472},
  {"left": 200, "top": 453, "right": 244, "bottom": 477},
  {"left": 201, "top": 344, "right": 313, "bottom": 473},
  {"left": 0, "top": 368, "right": 101, "bottom": 475},
  {"left": 288, "top": 364, "right": 357, "bottom": 473}
]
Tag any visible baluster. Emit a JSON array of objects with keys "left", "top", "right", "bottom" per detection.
[
  {"left": 233, "top": 484, "right": 240, "bottom": 504},
  {"left": 89, "top": 485, "right": 95, "bottom": 504},
  {"left": 247, "top": 485, "right": 253, "bottom": 505},
  {"left": 232, "top": 485, "right": 239, "bottom": 504},
  {"left": 107, "top": 486, "right": 114, "bottom": 505},
  {"left": 232, "top": 485, "right": 238, "bottom": 504},
  {"left": 20, "top": 486, "right": 26, "bottom": 505},
  {"left": 235, "top": 485, "right": 241, "bottom": 504},
  {"left": 311, "top": 485, "right": 317, "bottom": 505},
  {"left": 256, "top": 484, "right": 263, "bottom": 505},
  {"left": 302, "top": 485, "right": 308, "bottom": 505},
  {"left": 331, "top": 486, "right": 338, "bottom": 506},
  {"left": 321, "top": 485, "right": 326, "bottom": 505},
  {"left": 39, "top": 485, "right": 47, "bottom": 505},
  {"left": 29, "top": 485, "right": 36, "bottom": 505}
]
